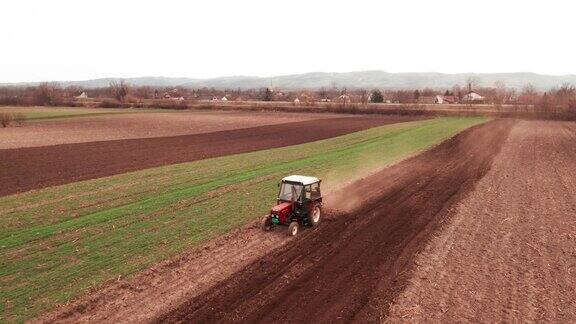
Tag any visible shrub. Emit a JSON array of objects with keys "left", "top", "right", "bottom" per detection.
[
  {"left": 33, "top": 82, "right": 63, "bottom": 106},
  {"left": 98, "top": 98, "right": 122, "bottom": 108},
  {"left": 0, "top": 113, "right": 13, "bottom": 127},
  {"left": 13, "top": 112, "right": 25, "bottom": 126},
  {"left": 371, "top": 90, "right": 384, "bottom": 103}
]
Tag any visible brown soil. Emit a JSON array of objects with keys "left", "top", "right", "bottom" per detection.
[
  {"left": 37, "top": 119, "right": 512, "bottom": 324},
  {"left": 35, "top": 119, "right": 576, "bottom": 324},
  {"left": 36, "top": 221, "right": 292, "bottom": 324},
  {"left": 0, "top": 115, "right": 415, "bottom": 197},
  {"left": 152, "top": 119, "right": 515, "bottom": 323},
  {"left": 387, "top": 120, "right": 576, "bottom": 323},
  {"left": 0, "top": 111, "right": 339, "bottom": 149}
]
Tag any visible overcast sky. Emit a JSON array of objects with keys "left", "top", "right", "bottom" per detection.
[{"left": 1, "top": 0, "right": 575, "bottom": 83}]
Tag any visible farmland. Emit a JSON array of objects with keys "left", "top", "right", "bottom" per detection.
[
  {"left": 0, "top": 109, "right": 345, "bottom": 149},
  {"left": 0, "top": 115, "right": 482, "bottom": 322},
  {"left": 156, "top": 119, "right": 513, "bottom": 323},
  {"left": 387, "top": 120, "right": 576, "bottom": 322},
  {"left": 0, "top": 114, "right": 417, "bottom": 196},
  {"left": 0, "top": 106, "right": 134, "bottom": 121},
  {"left": 2, "top": 106, "right": 575, "bottom": 323},
  {"left": 3, "top": 1, "right": 575, "bottom": 322}
]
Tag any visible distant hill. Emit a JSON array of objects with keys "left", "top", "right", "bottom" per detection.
[{"left": 3, "top": 71, "right": 576, "bottom": 90}]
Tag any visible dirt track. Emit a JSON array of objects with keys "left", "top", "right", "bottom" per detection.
[
  {"left": 153, "top": 119, "right": 514, "bottom": 323},
  {"left": 0, "top": 115, "right": 413, "bottom": 197},
  {"left": 387, "top": 120, "right": 576, "bottom": 322}
]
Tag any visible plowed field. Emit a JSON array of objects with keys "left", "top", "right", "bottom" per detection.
[
  {"left": 0, "top": 115, "right": 415, "bottom": 196},
  {"left": 156, "top": 119, "right": 514, "bottom": 323}
]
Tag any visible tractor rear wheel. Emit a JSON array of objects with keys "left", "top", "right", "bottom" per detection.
[
  {"left": 261, "top": 214, "right": 273, "bottom": 231},
  {"left": 288, "top": 221, "right": 299, "bottom": 236},
  {"left": 309, "top": 206, "right": 321, "bottom": 227}
]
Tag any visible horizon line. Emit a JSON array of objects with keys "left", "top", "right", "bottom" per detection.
[{"left": 3, "top": 70, "right": 576, "bottom": 85}]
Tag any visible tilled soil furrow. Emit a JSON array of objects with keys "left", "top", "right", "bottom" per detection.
[
  {"left": 386, "top": 120, "right": 576, "bottom": 323},
  {"left": 156, "top": 119, "right": 514, "bottom": 323}
]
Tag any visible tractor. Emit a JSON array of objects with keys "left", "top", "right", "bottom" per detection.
[{"left": 261, "top": 175, "right": 322, "bottom": 236}]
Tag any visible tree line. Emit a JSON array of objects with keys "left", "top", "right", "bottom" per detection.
[{"left": 0, "top": 81, "right": 574, "bottom": 110}]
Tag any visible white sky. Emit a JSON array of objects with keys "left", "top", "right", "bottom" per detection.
[{"left": 1, "top": 0, "right": 575, "bottom": 83}]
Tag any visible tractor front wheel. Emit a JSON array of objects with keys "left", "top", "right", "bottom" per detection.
[
  {"left": 261, "top": 214, "right": 273, "bottom": 231},
  {"left": 288, "top": 221, "right": 299, "bottom": 236}
]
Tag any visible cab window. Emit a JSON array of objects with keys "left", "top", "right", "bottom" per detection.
[
  {"left": 314, "top": 183, "right": 321, "bottom": 198},
  {"left": 307, "top": 183, "right": 321, "bottom": 200},
  {"left": 305, "top": 185, "right": 312, "bottom": 199},
  {"left": 279, "top": 182, "right": 303, "bottom": 201}
]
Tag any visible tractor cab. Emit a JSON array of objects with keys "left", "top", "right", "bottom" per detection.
[
  {"left": 278, "top": 176, "right": 321, "bottom": 202},
  {"left": 262, "top": 175, "right": 322, "bottom": 236}
]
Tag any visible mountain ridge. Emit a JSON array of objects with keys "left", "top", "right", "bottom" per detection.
[{"left": 3, "top": 71, "right": 576, "bottom": 90}]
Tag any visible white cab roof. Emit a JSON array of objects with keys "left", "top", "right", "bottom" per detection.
[{"left": 282, "top": 175, "right": 320, "bottom": 185}]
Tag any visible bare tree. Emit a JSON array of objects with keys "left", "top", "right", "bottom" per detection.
[
  {"left": 520, "top": 83, "right": 538, "bottom": 105},
  {"left": 34, "top": 82, "right": 62, "bottom": 106},
  {"left": 555, "top": 83, "right": 576, "bottom": 106},
  {"left": 262, "top": 87, "right": 273, "bottom": 101},
  {"left": 466, "top": 76, "right": 481, "bottom": 89},
  {"left": 0, "top": 113, "right": 12, "bottom": 127},
  {"left": 494, "top": 81, "right": 507, "bottom": 104},
  {"left": 359, "top": 89, "right": 369, "bottom": 106},
  {"left": 132, "top": 86, "right": 153, "bottom": 99},
  {"left": 318, "top": 87, "right": 328, "bottom": 100},
  {"left": 109, "top": 80, "right": 129, "bottom": 102}
]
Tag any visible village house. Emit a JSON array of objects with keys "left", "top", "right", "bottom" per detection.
[
  {"left": 442, "top": 95, "right": 458, "bottom": 104},
  {"left": 163, "top": 88, "right": 181, "bottom": 99},
  {"left": 337, "top": 94, "right": 351, "bottom": 104},
  {"left": 463, "top": 90, "right": 485, "bottom": 102},
  {"left": 75, "top": 92, "right": 88, "bottom": 100},
  {"left": 434, "top": 95, "right": 458, "bottom": 104},
  {"left": 298, "top": 91, "right": 314, "bottom": 104}
]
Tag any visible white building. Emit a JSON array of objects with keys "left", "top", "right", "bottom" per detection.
[
  {"left": 463, "top": 91, "right": 485, "bottom": 102},
  {"left": 75, "top": 92, "right": 88, "bottom": 99},
  {"left": 337, "top": 94, "right": 351, "bottom": 104}
]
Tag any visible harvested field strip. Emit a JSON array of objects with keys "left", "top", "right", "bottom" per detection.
[
  {"left": 0, "top": 106, "right": 176, "bottom": 121},
  {"left": 0, "top": 110, "right": 335, "bottom": 150},
  {"left": 0, "top": 117, "right": 484, "bottom": 322}
]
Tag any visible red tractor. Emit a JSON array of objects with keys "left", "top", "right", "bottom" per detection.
[{"left": 261, "top": 175, "right": 322, "bottom": 236}]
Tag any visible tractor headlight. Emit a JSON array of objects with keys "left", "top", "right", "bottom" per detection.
[{"left": 270, "top": 214, "right": 280, "bottom": 225}]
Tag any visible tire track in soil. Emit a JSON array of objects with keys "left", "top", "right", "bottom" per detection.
[
  {"left": 0, "top": 116, "right": 415, "bottom": 197},
  {"left": 156, "top": 119, "right": 516, "bottom": 323}
]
